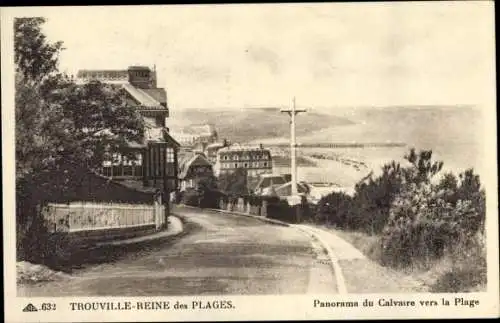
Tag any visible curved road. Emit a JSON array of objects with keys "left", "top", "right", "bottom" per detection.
[{"left": 19, "top": 206, "right": 336, "bottom": 296}]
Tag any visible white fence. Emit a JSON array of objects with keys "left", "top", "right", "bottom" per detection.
[{"left": 42, "top": 201, "right": 166, "bottom": 233}]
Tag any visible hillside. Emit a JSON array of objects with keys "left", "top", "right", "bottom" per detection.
[
  {"left": 169, "top": 107, "right": 354, "bottom": 143},
  {"left": 169, "top": 105, "right": 485, "bottom": 181}
]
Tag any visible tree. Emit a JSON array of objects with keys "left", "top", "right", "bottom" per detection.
[
  {"left": 218, "top": 168, "right": 248, "bottom": 197},
  {"left": 197, "top": 175, "right": 219, "bottom": 193},
  {"left": 403, "top": 148, "right": 443, "bottom": 184},
  {"left": 15, "top": 17, "right": 143, "bottom": 183},
  {"left": 15, "top": 17, "right": 144, "bottom": 262},
  {"left": 15, "top": 17, "right": 64, "bottom": 84},
  {"left": 15, "top": 17, "right": 64, "bottom": 181},
  {"left": 197, "top": 175, "right": 222, "bottom": 208}
]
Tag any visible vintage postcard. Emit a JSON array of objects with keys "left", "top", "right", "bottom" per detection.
[{"left": 2, "top": 2, "right": 498, "bottom": 322}]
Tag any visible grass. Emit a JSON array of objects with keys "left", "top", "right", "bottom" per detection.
[
  {"left": 328, "top": 227, "right": 381, "bottom": 260},
  {"left": 327, "top": 227, "right": 487, "bottom": 293}
]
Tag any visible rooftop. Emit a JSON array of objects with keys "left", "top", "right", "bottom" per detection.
[
  {"left": 206, "top": 142, "right": 226, "bottom": 149},
  {"left": 76, "top": 68, "right": 166, "bottom": 110},
  {"left": 218, "top": 143, "right": 268, "bottom": 153},
  {"left": 178, "top": 152, "right": 212, "bottom": 179},
  {"left": 171, "top": 124, "right": 217, "bottom": 136}
]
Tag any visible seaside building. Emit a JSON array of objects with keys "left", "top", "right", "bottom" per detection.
[
  {"left": 214, "top": 144, "right": 273, "bottom": 188},
  {"left": 169, "top": 124, "right": 218, "bottom": 148},
  {"left": 178, "top": 152, "right": 214, "bottom": 192},
  {"left": 76, "top": 65, "right": 180, "bottom": 190},
  {"left": 205, "top": 139, "right": 230, "bottom": 164}
]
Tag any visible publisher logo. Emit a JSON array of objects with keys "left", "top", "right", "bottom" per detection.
[{"left": 22, "top": 303, "right": 38, "bottom": 312}]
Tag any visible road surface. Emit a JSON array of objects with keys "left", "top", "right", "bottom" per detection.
[{"left": 18, "top": 206, "right": 336, "bottom": 296}]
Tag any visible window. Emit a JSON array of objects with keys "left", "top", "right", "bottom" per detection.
[
  {"left": 244, "top": 163, "right": 248, "bottom": 168},
  {"left": 234, "top": 163, "right": 238, "bottom": 168},
  {"left": 123, "top": 165, "right": 133, "bottom": 176},
  {"left": 121, "top": 155, "right": 132, "bottom": 176},
  {"left": 264, "top": 162, "right": 268, "bottom": 167},
  {"left": 134, "top": 165, "right": 143, "bottom": 177},
  {"left": 112, "top": 165, "right": 122, "bottom": 177},
  {"left": 134, "top": 153, "right": 143, "bottom": 166},
  {"left": 102, "top": 167, "right": 112, "bottom": 177},
  {"left": 166, "top": 148, "right": 175, "bottom": 163}
]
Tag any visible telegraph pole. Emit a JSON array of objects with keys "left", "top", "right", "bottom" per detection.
[{"left": 281, "top": 97, "right": 306, "bottom": 196}]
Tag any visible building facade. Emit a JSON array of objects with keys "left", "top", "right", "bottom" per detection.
[
  {"left": 170, "top": 124, "right": 218, "bottom": 148},
  {"left": 205, "top": 139, "right": 230, "bottom": 164},
  {"left": 76, "top": 66, "right": 180, "bottom": 190},
  {"left": 178, "top": 152, "right": 214, "bottom": 192},
  {"left": 214, "top": 144, "right": 273, "bottom": 178}
]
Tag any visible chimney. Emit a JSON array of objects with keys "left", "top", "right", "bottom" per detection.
[
  {"left": 283, "top": 174, "right": 292, "bottom": 182},
  {"left": 151, "top": 64, "right": 157, "bottom": 88},
  {"left": 128, "top": 66, "right": 152, "bottom": 89},
  {"left": 259, "top": 143, "right": 263, "bottom": 149}
]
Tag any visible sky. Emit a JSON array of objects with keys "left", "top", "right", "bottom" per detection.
[{"left": 15, "top": 2, "right": 496, "bottom": 111}]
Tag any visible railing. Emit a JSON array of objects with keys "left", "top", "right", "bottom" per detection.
[{"left": 42, "top": 201, "right": 165, "bottom": 233}]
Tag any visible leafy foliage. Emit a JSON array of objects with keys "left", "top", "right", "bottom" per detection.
[
  {"left": 15, "top": 17, "right": 144, "bottom": 262},
  {"left": 14, "top": 17, "right": 64, "bottom": 84},
  {"left": 380, "top": 168, "right": 485, "bottom": 268},
  {"left": 316, "top": 148, "right": 445, "bottom": 234},
  {"left": 197, "top": 175, "right": 223, "bottom": 208},
  {"left": 181, "top": 189, "right": 201, "bottom": 207},
  {"left": 217, "top": 168, "right": 249, "bottom": 196},
  {"left": 316, "top": 147, "right": 486, "bottom": 290}
]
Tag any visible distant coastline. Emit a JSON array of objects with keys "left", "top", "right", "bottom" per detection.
[{"left": 267, "top": 142, "right": 407, "bottom": 149}]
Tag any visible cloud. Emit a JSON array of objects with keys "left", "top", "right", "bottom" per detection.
[
  {"left": 34, "top": 2, "right": 494, "bottom": 109},
  {"left": 172, "top": 63, "right": 229, "bottom": 82},
  {"left": 245, "top": 45, "right": 281, "bottom": 74}
]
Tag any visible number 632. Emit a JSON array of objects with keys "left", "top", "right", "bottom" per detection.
[{"left": 41, "top": 303, "right": 56, "bottom": 311}]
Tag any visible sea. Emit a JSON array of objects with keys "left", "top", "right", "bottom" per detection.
[{"left": 262, "top": 105, "right": 490, "bottom": 187}]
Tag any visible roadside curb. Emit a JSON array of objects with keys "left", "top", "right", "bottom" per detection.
[
  {"left": 177, "top": 204, "right": 291, "bottom": 227},
  {"left": 293, "top": 225, "right": 348, "bottom": 294}
]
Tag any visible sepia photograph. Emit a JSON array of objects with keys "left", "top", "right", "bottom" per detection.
[{"left": 2, "top": 2, "right": 498, "bottom": 321}]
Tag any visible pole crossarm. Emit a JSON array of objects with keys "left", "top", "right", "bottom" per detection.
[{"left": 280, "top": 109, "right": 307, "bottom": 116}]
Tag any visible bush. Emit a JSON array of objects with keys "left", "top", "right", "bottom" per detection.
[
  {"left": 315, "top": 192, "right": 353, "bottom": 227},
  {"left": 317, "top": 149, "right": 445, "bottom": 235},
  {"left": 315, "top": 148, "right": 486, "bottom": 292},
  {"left": 379, "top": 168, "right": 485, "bottom": 268},
  {"left": 264, "top": 196, "right": 313, "bottom": 224},
  {"left": 182, "top": 189, "right": 201, "bottom": 207},
  {"left": 248, "top": 194, "right": 264, "bottom": 207},
  {"left": 199, "top": 189, "right": 225, "bottom": 209},
  {"left": 317, "top": 160, "right": 405, "bottom": 234},
  {"left": 218, "top": 168, "right": 248, "bottom": 196},
  {"left": 266, "top": 197, "right": 296, "bottom": 223},
  {"left": 430, "top": 230, "right": 486, "bottom": 292}
]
